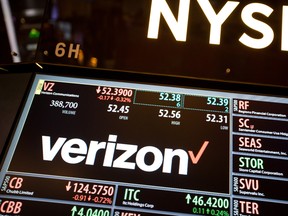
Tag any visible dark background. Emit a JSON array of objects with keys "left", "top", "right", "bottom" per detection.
[
  {"left": 0, "top": 0, "right": 287, "bottom": 86},
  {"left": 37, "top": 0, "right": 288, "bottom": 86},
  {"left": 0, "top": 72, "right": 32, "bottom": 162},
  {"left": 0, "top": 1, "right": 287, "bottom": 211}
]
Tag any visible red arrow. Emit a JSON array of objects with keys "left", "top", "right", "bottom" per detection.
[
  {"left": 66, "top": 181, "right": 72, "bottom": 191},
  {"left": 96, "top": 86, "right": 101, "bottom": 94}
]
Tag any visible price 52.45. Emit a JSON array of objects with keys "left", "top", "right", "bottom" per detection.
[
  {"left": 206, "top": 114, "right": 228, "bottom": 124},
  {"left": 107, "top": 104, "right": 130, "bottom": 114}
]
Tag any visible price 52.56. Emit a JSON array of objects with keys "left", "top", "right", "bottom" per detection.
[
  {"left": 206, "top": 114, "right": 228, "bottom": 124},
  {"left": 159, "top": 109, "right": 181, "bottom": 119}
]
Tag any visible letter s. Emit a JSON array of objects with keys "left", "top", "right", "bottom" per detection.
[
  {"left": 239, "top": 3, "right": 274, "bottom": 49},
  {"left": 239, "top": 178, "right": 245, "bottom": 189}
]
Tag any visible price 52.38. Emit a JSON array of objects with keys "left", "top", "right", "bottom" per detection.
[{"left": 206, "top": 114, "right": 228, "bottom": 124}]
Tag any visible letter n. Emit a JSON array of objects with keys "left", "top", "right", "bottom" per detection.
[{"left": 147, "top": 0, "right": 190, "bottom": 41}]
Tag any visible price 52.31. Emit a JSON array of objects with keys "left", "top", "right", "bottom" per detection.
[{"left": 206, "top": 114, "right": 228, "bottom": 124}]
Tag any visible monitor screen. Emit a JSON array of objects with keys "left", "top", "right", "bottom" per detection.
[{"left": 0, "top": 71, "right": 287, "bottom": 215}]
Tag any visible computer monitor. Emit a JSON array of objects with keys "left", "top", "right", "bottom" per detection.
[{"left": 0, "top": 66, "right": 287, "bottom": 215}]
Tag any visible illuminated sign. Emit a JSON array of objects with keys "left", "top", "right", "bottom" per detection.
[{"left": 147, "top": 0, "right": 288, "bottom": 50}]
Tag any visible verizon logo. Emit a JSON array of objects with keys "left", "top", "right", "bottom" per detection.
[{"left": 42, "top": 135, "right": 209, "bottom": 175}]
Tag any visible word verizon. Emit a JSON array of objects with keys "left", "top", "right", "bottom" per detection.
[{"left": 42, "top": 134, "right": 209, "bottom": 175}]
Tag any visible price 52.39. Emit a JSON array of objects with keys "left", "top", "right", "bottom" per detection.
[{"left": 206, "top": 114, "right": 228, "bottom": 124}]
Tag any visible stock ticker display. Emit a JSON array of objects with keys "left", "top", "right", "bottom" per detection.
[{"left": 0, "top": 74, "right": 287, "bottom": 216}]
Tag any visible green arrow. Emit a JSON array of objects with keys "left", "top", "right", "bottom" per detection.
[
  {"left": 185, "top": 194, "right": 191, "bottom": 204},
  {"left": 71, "top": 206, "right": 77, "bottom": 216}
]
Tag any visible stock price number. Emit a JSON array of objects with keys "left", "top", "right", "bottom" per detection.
[
  {"left": 107, "top": 104, "right": 130, "bottom": 114},
  {"left": 70, "top": 182, "right": 114, "bottom": 196},
  {"left": 50, "top": 100, "right": 78, "bottom": 109},
  {"left": 192, "top": 196, "right": 229, "bottom": 209},
  {"left": 97, "top": 86, "right": 133, "bottom": 97},
  {"left": 207, "top": 97, "right": 229, "bottom": 112},
  {"left": 71, "top": 206, "right": 109, "bottom": 216},
  {"left": 160, "top": 92, "right": 181, "bottom": 102},
  {"left": 206, "top": 114, "right": 228, "bottom": 124},
  {"left": 191, "top": 196, "right": 230, "bottom": 216},
  {"left": 159, "top": 109, "right": 181, "bottom": 119},
  {"left": 207, "top": 97, "right": 229, "bottom": 107}
]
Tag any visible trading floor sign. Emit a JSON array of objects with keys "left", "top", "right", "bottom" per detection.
[
  {"left": 37, "top": 0, "right": 288, "bottom": 85},
  {"left": 147, "top": 0, "right": 288, "bottom": 51}
]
